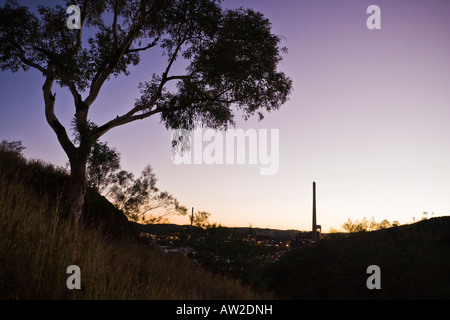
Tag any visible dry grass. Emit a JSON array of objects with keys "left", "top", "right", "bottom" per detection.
[{"left": 0, "top": 155, "right": 260, "bottom": 300}]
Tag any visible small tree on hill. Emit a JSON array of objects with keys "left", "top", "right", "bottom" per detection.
[
  {"left": 86, "top": 140, "right": 187, "bottom": 223},
  {"left": 192, "top": 210, "right": 211, "bottom": 228},
  {"left": 86, "top": 140, "right": 120, "bottom": 192},
  {"left": 106, "top": 165, "right": 188, "bottom": 224},
  {"left": 342, "top": 216, "right": 399, "bottom": 233},
  {"left": 0, "top": 139, "right": 25, "bottom": 156}
]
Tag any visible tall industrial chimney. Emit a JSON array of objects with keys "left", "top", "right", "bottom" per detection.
[{"left": 312, "top": 181, "right": 317, "bottom": 242}]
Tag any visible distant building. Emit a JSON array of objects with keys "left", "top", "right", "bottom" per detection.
[{"left": 311, "top": 182, "right": 320, "bottom": 243}]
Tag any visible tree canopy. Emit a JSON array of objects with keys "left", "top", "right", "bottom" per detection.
[
  {"left": 0, "top": 0, "right": 292, "bottom": 137},
  {"left": 0, "top": 0, "right": 292, "bottom": 219}
]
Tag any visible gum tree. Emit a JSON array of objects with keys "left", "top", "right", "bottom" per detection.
[{"left": 0, "top": 0, "right": 292, "bottom": 221}]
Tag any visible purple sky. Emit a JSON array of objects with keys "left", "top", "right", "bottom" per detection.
[{"left": 1, "top": 0, "right": 450, "bottom": 231}]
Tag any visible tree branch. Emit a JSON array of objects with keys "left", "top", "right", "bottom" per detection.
[
  {"left": 31, "top": 46, "right": 83, "bottom": 107},
  {"left": 93, "top": 107, "right": 162, "bottom": 140},
  {"left": 42, "top": 75, "right": 76, "bottom": 159},
  {"left": 112, "top": 0, "right": 118, "bottom": 48},
  {"left": 92, "top": 36, "right": 186, "bottom": 140},
  {"left": 165, "top": 74, "right": 192, "bottom": 82},
  {"left": 126, "top": 37, "right": 159, "bottom": 53},
  {"left": 73, "top": 2, "right": 86, "bottom": 53},
  {"left": 31, "top": 45, "right": 56, "bottom": 60},
  {"left": 15, "top": 44, "right": 47, "bottom": 75},
  {"left": 136, "top": 197, "right": 180, "bottom": 220},
  {"left": 85, "top": 0, "right": 149, "bottom": 108}
]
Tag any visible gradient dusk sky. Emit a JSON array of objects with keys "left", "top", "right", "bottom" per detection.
[{"left": 1, "top": 0, "right": 449, "bottom": 231}]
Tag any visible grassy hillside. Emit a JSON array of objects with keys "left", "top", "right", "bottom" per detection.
[
  {"left": 3, "top": 149, "right": 448, "bottom": 300},
  {"left": 260, "top": 216, "right": 450, "bottom": 299},
  {"left": 0, "top": 150, "right": 261, "bottom": 300}
]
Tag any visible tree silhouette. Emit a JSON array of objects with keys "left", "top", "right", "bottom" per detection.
[
  {"left": 85, "top": 140, "right": 187, "bottom": 223},
  {"left": 341, "top": 216, "right": 399, "bottom": 233},
  {"left": 86, "top": 140, "right": 120, "bottom": 192},
  {"left": 0, "top": 0, "right": 292, "bottom": 221},
  {"left": 192, "top": 210, "right": 211, "bottom": 228},
  {"left": 0, "top": 139, "right": 25, "bottom": 156},
  {"left": 106, "top": 165, "right": 188, "bottom": 224}
]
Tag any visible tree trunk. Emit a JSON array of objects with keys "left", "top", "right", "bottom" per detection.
[
  {"left": 42, "top": 75, "right": 93, "bottom": 222},
  {"left": 61, "top": 151, "right": 89, "bottom": 222}
]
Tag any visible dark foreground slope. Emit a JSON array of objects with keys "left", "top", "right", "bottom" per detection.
[
  {"left": 0, "top": 150, "right": 260, "bottom": 299},
  {"left": 260, "top": 216, "right": 450, "bottom": 299}
]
